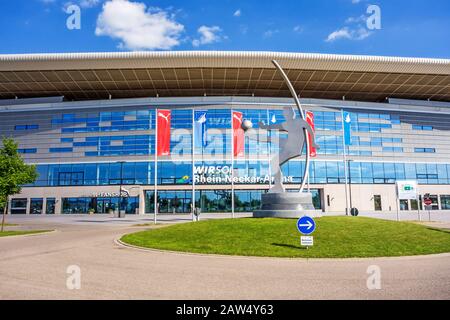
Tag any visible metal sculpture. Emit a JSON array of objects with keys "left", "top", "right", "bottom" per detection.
[{"left": 242, "top": 60, "right": 321, "bottom": 218}]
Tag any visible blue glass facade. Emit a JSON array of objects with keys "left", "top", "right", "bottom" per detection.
[
  {"left": 15, "top": 107, "right": 446, "bottom": 159},
  {"left": 14, "top": 105, "right": 450, "bottom": 188},
  {"left": 3, "top": 97, "right": 450, "bottom": 214},
  {"left": 26, "top": 160, "right": 450, "bottom": 187}
]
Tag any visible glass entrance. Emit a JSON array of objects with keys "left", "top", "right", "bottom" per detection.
[
  {"left": 311, "top": 189, "right": 322, "bottom": 210},
  {"left": 60, "top": 196, "right": 138, "bottom": 214},
  {"left": 145, "top": 190, "right": 192, "bottom": 214},
  {"left": 158, "top": 191, "right": 192, "bottom": 214},
  {"left": 96, "top": 197, "right": 118, "bottom": 214},
  {"left": 146, "top": 189, "right": 323, "bottom": 213}
]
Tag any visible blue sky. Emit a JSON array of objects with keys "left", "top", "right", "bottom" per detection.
[{"left": 0, "top": 0, "right": 449, "bottom": 58}]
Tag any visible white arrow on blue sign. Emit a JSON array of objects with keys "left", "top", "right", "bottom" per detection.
[{"left": 297, "top": 216, "right": 316, "bottom": 235}]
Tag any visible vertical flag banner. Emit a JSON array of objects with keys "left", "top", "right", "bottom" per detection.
[
  {"left": 157, "top": 109, "right": 171, "bottom": 156},
  {"left": 342, "top": 111, "right": 352, "bottom": 146},
  {"left": 232, "top": 111, "right": 244, "bottom": 157},
  {"left": 306, "top": 111, "right": 317, "bottom": 157},
  {"left": 194, "top": 110, "right": 208, "bottom": 148}
]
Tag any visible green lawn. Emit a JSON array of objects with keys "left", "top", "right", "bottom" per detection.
[
  {"left": 0, "top": 230, "right": 51, "bottom": 237},
  {"left": 121, "top": 217, "right": 450, "bottom": 258}
]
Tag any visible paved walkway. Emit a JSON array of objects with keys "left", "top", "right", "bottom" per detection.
[{"left": 0, "top": 215, "right": 449, "bottom": 300}]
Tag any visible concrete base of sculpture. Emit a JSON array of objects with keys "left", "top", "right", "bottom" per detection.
[{"left": 253, "top": 192, "right": 322, "bottom": 218}]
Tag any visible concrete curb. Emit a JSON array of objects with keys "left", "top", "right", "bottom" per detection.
[
  {"left": 114, "top": 236, "right": 450, "bottom": 262},
  {"left": 0, "top": 229, "right": 57, "bottom": 239}
]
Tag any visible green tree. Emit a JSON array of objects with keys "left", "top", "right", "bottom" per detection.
[{"left": 0, "top": 137, "right": 38, "bottom": 232}]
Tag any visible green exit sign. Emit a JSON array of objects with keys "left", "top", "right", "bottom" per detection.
[{"left": 404, "top": 185, "right": 413, "bottom": 191}]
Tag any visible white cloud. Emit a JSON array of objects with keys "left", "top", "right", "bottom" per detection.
[
  {"left": 263, "top": 29, "right": 279, "bottom": 38},
  {"left": 192, "top": 25, "right": 222, "bottom": 47},
  {"left": 326, "top": 26, "right": 372, "bottom": 42},
  {"left": 43, "top": 0, "right": 101, "bottom": 6},
  {"left": 63, "top": 0, "right": 102, "bottom": 10},
  {"left": 326, "top": 28, "right": 352, "bottom": 42},
  {"left": 95, "top": 0, "right": 184, "bottom": 51},
  {"left": 233, "top": 9, "right": 241, "bottom": 17},
  {"left": 327, "top": 8, "right": 375, "bottom": 43},
  {"left": 354, "top": 27, "right": 371, "bottom": 40},
  {"left": 293, "top": 25, "right": 303, "bottom": 33},
  {"left": 79, "top": 0, "right": 101, "bottom": 8},
  {"left": 345, "top": 14, "right": 367, "bottom": 24}
]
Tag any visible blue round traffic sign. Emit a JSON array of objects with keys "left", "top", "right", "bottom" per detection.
[{"left": 297, "top": 216, "right": 316, "bottom": 235}]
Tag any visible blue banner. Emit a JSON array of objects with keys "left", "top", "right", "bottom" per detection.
[
  {"left": 194, "top": 110, "right": 208, "bottom": 147},
  {"left": 342, "top": 111, "right": 352, "bottom": 146}
]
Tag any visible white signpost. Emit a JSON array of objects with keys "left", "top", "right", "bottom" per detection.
[
  {"left": 396, "top": 180, "right": 419, "bottom": 221},
  {"left": 423, "top": 194, "right": 433, "bottom": 222},
  {"left": 396, "top": 180, "right": 418, "bottom": 200},
  {"left": 300, "top": 236, "right": 314, "bottom": 247},
  {"left": 297, "top": 216, "right": 316, "bottom": 249}
]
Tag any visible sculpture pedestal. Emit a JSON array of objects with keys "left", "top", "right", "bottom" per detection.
[{"left": 253, "top": 192, "right": 322, "bottom": 218}]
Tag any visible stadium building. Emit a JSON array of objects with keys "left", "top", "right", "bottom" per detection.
[{"left": 0, "top": 51, "right": 449, "bottom": 216}]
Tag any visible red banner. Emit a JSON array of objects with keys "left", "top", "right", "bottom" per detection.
[
  {"left": 157, "top": 109, "right": 171, "bottom": 156},
  {"left": 306, "top": 111, "right": 316, "bottom": 158},
  {"left": 232, "top": 111, "right": 244, "bottom": 157}
]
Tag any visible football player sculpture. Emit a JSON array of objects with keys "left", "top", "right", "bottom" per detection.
[{"left": 241, "top": 60, "right": 321, "bottom": 218}]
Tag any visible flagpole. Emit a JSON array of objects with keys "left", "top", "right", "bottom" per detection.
[
  {"left": 154, "top": 109, "right": 158, "bottom": 224},
  {"left": 267, "top": 109, "right": 272, "bottom": 189},
  {"left": 191, "top": 108, "right": 195, "bottom": 222},
  {"left": 231, "top": 110, "right": 235, "bottom": 219},
  {"left": 341, "top": 110, "right": 350, "bottom": 216},
  {"left": 306, "top": 109, "right": 310, "bottom": 193}
]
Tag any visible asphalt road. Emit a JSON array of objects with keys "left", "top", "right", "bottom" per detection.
[{"left": 0, "top": 216, "right": 449, "bottom": 300}]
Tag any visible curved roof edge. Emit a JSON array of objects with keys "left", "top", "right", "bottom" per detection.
[{"left": 0, "top": 51, "right": 449, "bottom": 74}]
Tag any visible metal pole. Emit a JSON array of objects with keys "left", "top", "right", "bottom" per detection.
[
  {"left": 271, "top": 60, "right": 310, "bottom": 193},
  {"left": 416, "top": 191, "right": 420, "bottom": 221},
  {"left": 348, "top": 158, "right": 353, "bottom": 211},
  {"left": 192, "top": 109, "right": 195, "bottom": 222},
  {"left": 341, "top": 110, "right": 350, "bottom": 216},
  {"left": 266, "top": 109, "right": 272, "bottom": 189},
  {"left": 396, "top": 193, "right": 400, "bottom": 222},
  {"left": 419, "top": 196, "right": 422, "bottom": 221},
  {"left": 417, "top": 195, "right": 423, "bottom": 221},
  {"left": 154, "top": 109, "right": 158, "bottom": 225},
  {"left": 119, "top": 161, "right": 123, "bottom": 217},
  {"left": 306, "top": 108, "right": 311, "bottom": 193},
  {"left": 231, "top": 111, "right": 235, "bottom": 218}
]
